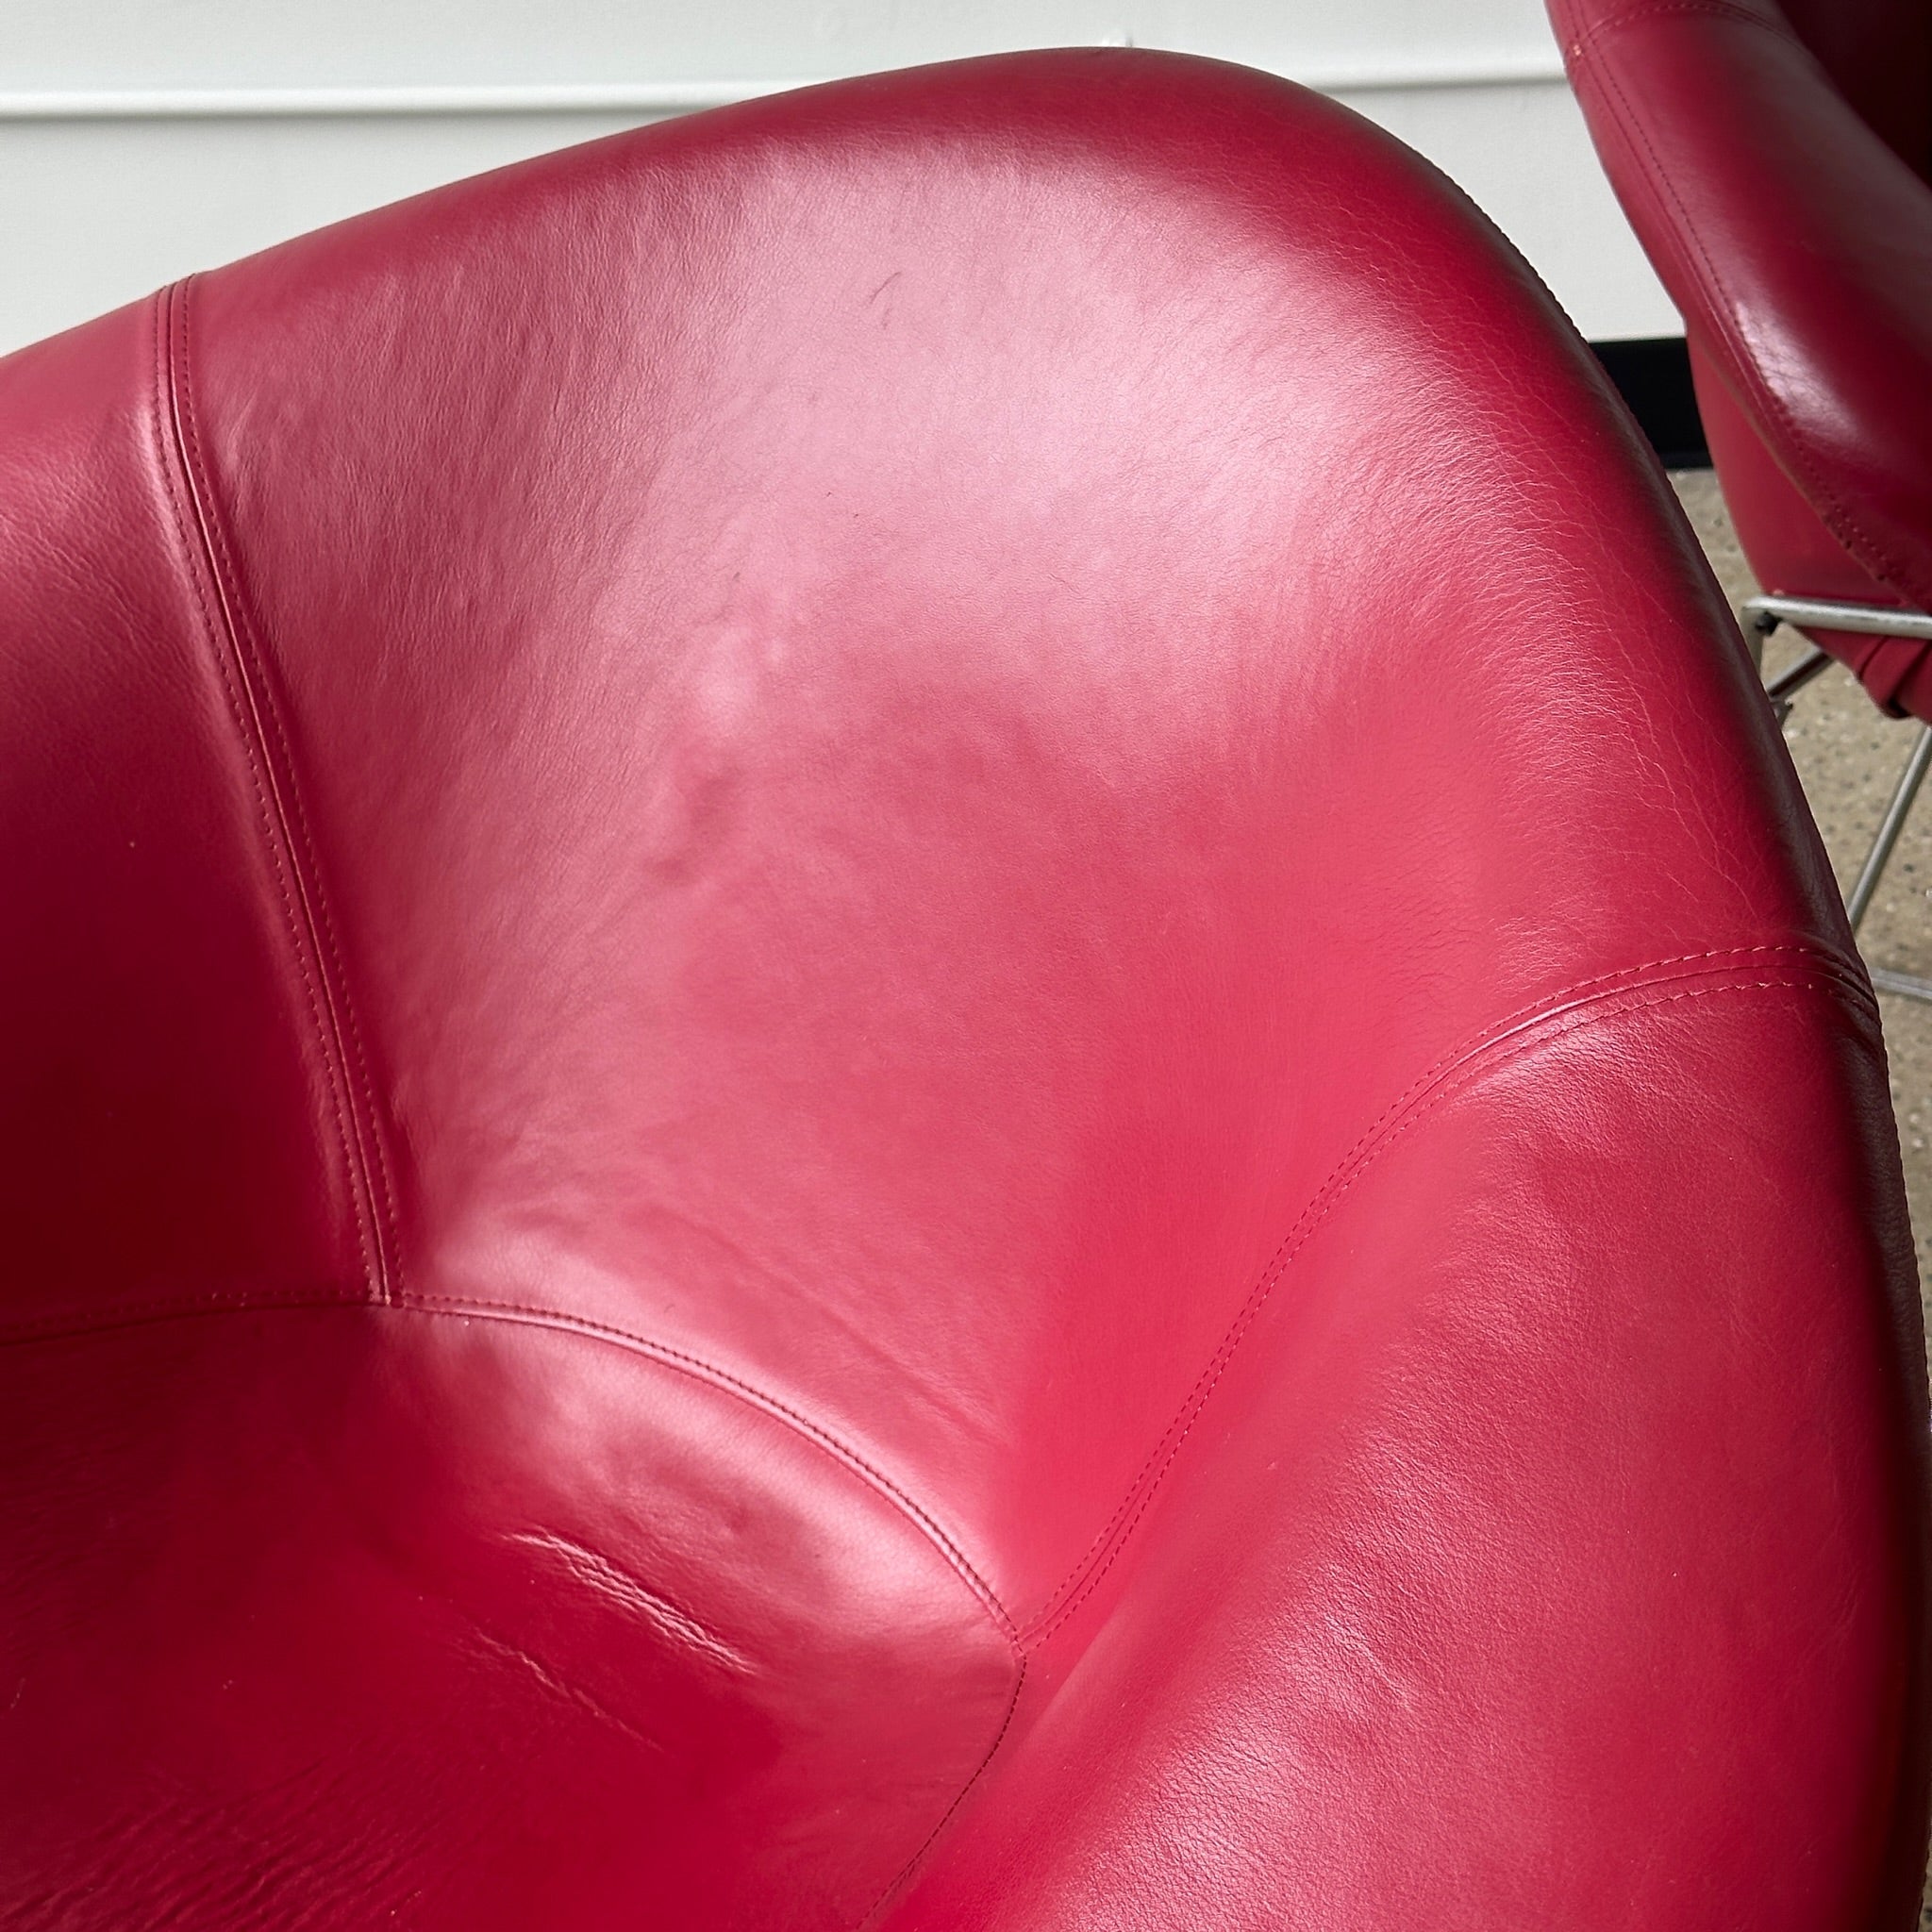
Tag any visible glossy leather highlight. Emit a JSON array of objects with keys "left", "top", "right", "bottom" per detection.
[
  {"left": 1551, "top": 0, "right": 1932, "bottom": 713},
  {"left": 2, "top": 47, "right": 1925, "bottom": 1931}
]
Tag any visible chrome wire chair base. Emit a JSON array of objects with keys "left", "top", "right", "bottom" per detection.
[
  {"left": 1751, "top": 595, "right": 1932, "bottom": 1001},
  {"left": 1762, "top": 641, "right": 1831, "bottom": 724},
  {"left": 1866, "top": 964, "right": 1932, "bottom": 1001},
  {"left": 1745, "top": 594, "right": 1932, "bottom": 643},
  {"left": 1843, "top": 723, "right": 1932, "bottom": 934}
]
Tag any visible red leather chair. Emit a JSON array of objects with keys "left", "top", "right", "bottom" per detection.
[
  {"left": 1551, "top": 0, "right": 1932, "bottom": 985},
  {"left": 2, "top": 49, "right": 1926, "bottom": 1931}
]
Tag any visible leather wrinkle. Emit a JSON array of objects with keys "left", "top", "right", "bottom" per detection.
[
  {"left": 145, "top": 287, "right": 382, "bottom": 1303},
  {"left": 0, "top": 1289, "right": 1024, "bottom": 1652},
  {"left": 462, "top": 1622, "right": 675, "bottom": 1760},
  {"left": 164, "top": 277, "right": 404, "bottom": 1305},
  {"left": 1020, "top": 942, "right": 1874, "bottom": 1643},
  {"left": 1577, "top": 8, "right": 1927, "bottom": 608},
  {"left": 504, "top": 1530, "right": 754, "bottom": 1673}
]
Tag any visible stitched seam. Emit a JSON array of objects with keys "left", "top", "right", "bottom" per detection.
[
  {"left": 1567, "top": 0, "right": 1803, "bottom": 56},
  {"left": 1022, "top": 942, "right": 1864, "bottom": 1635},
  {"left": 0, "top": 1285, "right": 1019, "bottom": 1646},
  {"left": 0, "top": 1285, "right": 370, "bottom": 1346},
  {"left": 1020, "top": 959, "right": 1870, "bottom": 1642},
  {"left": 857, "top": 1659, "right": 1027, "bottom": 1931},
  {"left": 1576, "top": 28, "right": 1927, "bottom": 608},
  {"left": 149, "top": 288, "right": 380, "bottom": 1300},
  {"left": 1026, "top": 969, "right": 1861, "bottom": 1640},
  {"left": 168, "top": 279, "right": 403, "bottom": 1302}
]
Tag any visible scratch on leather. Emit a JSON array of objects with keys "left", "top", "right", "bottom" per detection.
[{"left": 508, "top": 1530, "right": 753, "bottom": 1673}]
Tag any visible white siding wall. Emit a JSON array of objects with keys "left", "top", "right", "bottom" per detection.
[{"left": 0, "top": 0, "right": 1678, "bottom": 356}]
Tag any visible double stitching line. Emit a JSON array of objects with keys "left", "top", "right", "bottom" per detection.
[
  {"left": 151, "top": 280, "right": 402, "bottom": 1303},
  {"left": 1566, "top": 0, "right": 1800, "bottom": 48},
  {"left": 1019, "top": 943, "right": 1872, "bottom": 1643}
]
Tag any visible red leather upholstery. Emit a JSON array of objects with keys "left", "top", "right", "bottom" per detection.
[
  {"left": 1550, "top": 0, "right": 1932, "bottom": 714},
  {"left": 2, "top": 48, "right": 1926, "bottom": 1930}
]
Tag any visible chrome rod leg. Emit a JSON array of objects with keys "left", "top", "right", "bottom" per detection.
[
  {"left": 1763, "top": 641, "right": 1831, "bottom": 721},
  {"left": 1846, "top": 723, "right": 1932, "bottom": 934},
  {"left": 1866, "top": 964, "right": 1932, "bottom": 1003}
]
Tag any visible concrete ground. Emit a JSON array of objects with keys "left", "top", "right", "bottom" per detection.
[{"left": 1669, "top": 473, "right": 1932, "bottom": 1925}]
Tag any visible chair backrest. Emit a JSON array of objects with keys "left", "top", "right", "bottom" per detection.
[
  {"left": 1553, "top": 0, "right": 1932, "bottom": 712},
  {"left": 2, "top": 48, "right": 1924, "bottom": 1931}
]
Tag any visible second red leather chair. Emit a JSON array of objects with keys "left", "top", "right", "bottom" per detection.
[{"left": 1553, "top": 0, "right": 1932, "bottom": 987}]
